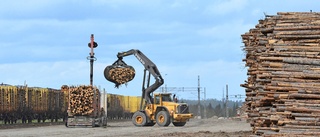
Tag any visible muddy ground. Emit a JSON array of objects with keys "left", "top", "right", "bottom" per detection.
[{"left": 0, "top": 118, "right": 253, "bottom": 137}]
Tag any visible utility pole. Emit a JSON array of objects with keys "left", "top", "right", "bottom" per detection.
[
  {"left": 197, "top": 75, "right": 201, "bottom": 119},
  {"left": 222, "top": 88, "right": 224, "bottom": 102},
  {"left": 104, "top": 88, "right": 107, "bottom": 126},
  {"left": 226, "top": 84, "right": 229, "bottom": 119},
  {"left": 87, "top": 34, "right": 98, "bottom": 86},
  {"left": 165, "top": 74, "right": 167, "bottom": 93},
  {"left": 203, "top": 87, "right": 207, "bottom": 119}
]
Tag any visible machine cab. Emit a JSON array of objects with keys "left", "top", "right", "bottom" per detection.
[
  {"left": 154, "top": 93, "right": 174, "bottom": 105},
  {"left": 151, "top": 93, "right": 191, "bottom": 116}
]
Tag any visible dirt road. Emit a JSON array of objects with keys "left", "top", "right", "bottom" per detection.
[{"left": 0, "top": 118, "right": 252, "bottom": 137}]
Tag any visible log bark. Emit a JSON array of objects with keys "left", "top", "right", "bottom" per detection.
[
  {"left": 241, "top": 12, "right": 320, "bottom": 136},
  {"left": 63, "top": 85, "right": 100, "bottom": 116},
  {"left": 104, "top": 65, "right": 135, "bottom": 87}
]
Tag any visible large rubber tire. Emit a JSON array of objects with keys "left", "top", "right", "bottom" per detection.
[
  {"left": 132, "top": 111, "right": 147, "bottom": 127},
  {"left": 156, "top": 111, "right": 171, "bottom": 127},
  {"left": 172, "top": 122, "right": 186, "bottom": 127},
  {"left": 92, "top": 120, "right": 96, "bottom": 128},
  {"left": 65, "top": 121, "right": 68, "bottom": 127},
  {"left": 99, "top": 119, "right": 103, "bottom": 127}
]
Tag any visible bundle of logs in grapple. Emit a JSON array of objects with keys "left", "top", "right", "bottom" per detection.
[
  {"left": 241, "top": 12, "right": 320, "bottom": 137},
  {"left": 62, "top": 85, "right": 100, "bottom": 116},
  {"left": 104, "top": 59, "right": 135, "bottom": 88}
]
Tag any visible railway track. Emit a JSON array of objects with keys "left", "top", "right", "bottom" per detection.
[
  {"left": 0, "top": 119, "right": 131, "bottom": 129},
  {"left": 0, "top": 122, "right": 64, "bottom": 129}
]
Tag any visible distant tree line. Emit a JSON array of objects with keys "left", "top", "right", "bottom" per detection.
[{"left": 180, "top": 98, "right": 243, "bottom": 118}]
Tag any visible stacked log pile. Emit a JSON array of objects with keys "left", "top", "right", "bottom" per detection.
[
  {"left": 241, "top": 12, "right": 320, "bottom": 136},
  {"left": 62, "top": 85, "right": 100, "bottom": 116}
]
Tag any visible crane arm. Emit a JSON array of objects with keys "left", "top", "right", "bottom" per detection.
[{"left": 117, "top": 49, "right": 164, "bottom": 104}]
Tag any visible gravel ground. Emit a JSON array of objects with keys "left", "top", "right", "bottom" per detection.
[{"left": 0, "top": 118, "right": 253, "bottom": 137}]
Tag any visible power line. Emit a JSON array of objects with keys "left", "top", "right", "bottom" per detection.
[{"left": 229, "top": 94, "right": 245, "bottom": 100}]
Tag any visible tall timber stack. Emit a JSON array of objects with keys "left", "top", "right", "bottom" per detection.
[
  {"left": 241, "top": 12, "right": 320, "bottom": 136},
  {"left": 62, "top": 85, "right": 106, "bottom": 127}
]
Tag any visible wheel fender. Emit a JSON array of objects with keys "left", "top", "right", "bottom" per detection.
[{"left": 155, "top": 107, "right": 170, "bottom": 117}]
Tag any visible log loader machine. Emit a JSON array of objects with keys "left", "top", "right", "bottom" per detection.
[{"left": 104, "top": 49, "right": 193, "bottom": 127}]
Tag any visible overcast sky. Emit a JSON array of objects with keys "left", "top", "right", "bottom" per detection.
[{"left": 0, "top": 0, "right": 318, "bottom": 100}]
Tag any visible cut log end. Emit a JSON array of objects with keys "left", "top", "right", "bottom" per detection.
[{"left": 104, "top": 65, "right": 135, "bottom": 87}]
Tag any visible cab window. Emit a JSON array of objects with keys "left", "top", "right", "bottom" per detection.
[
  {"left": 161, "top": 95, "right": 172, "bottom": 102},
  {"left": 155, "top": 96, "right": 160, "bottom": 104}
]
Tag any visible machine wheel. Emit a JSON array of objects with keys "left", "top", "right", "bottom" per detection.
[
  {"left": 99, "top": 119, "right": 103, "bottom": 127},
  {"left": 156, "top": 111, "right": 170, "bottom": 127},
  {"left": 92, "top": 120, "right": 96, "bottom": 128},
  {"left": 102, "top": 117, "right": 107, "bottom": 128},
  {"left": 172, "top": 122, "right": 186, "bottom": 127},
  {"left": 65, "top": 121, "right": 68, "bottom": 127},
  {"left": 132, "top": 111, "right": 147, "bottom": 127}
]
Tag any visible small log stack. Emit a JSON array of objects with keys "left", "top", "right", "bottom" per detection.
[
  {"left": 62, "top": 85, "right": 100, "bottom": 116},
  {"left": 241, "top": 12, "right": 320, "bottom": 136}
]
